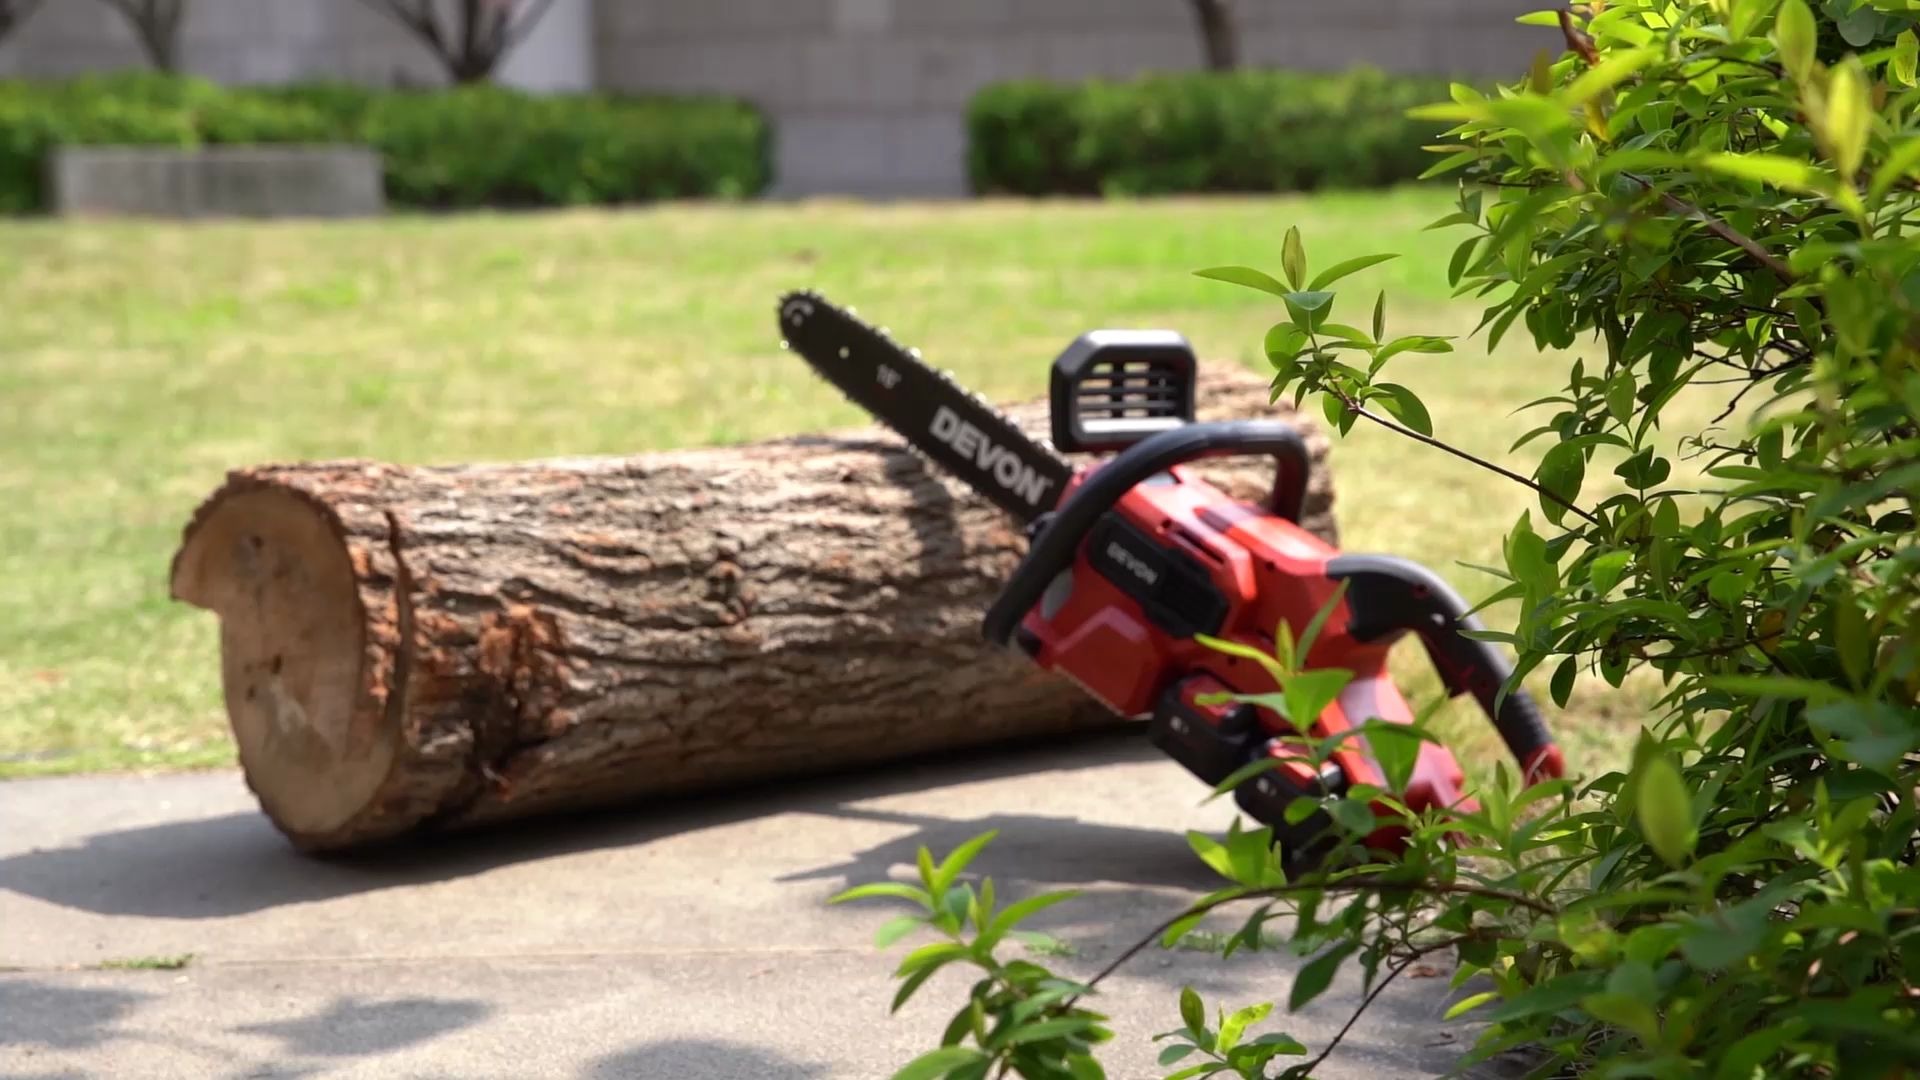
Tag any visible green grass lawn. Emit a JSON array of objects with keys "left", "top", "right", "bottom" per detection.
[{"left": 0, "top": 188, "right": 1688, "bottom": 782}]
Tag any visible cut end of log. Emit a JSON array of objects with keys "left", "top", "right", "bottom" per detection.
[{"left": 170, "top": 484, "right": 396, "bottom": 842}]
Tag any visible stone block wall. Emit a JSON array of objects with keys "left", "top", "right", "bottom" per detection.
[
  {"left": 594, "top": 0, "right": 1551, "bottom": 196},
  {"left": 0, "top": 0, "right": 1549, "bottom": 197}
]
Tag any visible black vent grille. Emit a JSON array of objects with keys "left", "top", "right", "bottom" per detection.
[{"left": 1075, "top": 357, "right": 1188, "bottom": 422}]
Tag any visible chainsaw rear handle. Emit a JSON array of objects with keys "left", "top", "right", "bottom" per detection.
[
  {"left": 982, "top": 420, "right": 1312, "bottom": 649},
  {"left": 1326, "top": 555, "right": 1564, "bottom": 783}
]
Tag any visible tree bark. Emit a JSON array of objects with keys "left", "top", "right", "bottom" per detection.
[
  {"left": 1188, "top": 0, "right": 1240, "bottom": 71},
  {"left": 169, "top": 365, "right": 1337, "bottom": 854}
]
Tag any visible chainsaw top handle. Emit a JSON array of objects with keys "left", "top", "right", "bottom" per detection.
[{"left": 981, "top": 419, "right": 1311, "bottom": 649}]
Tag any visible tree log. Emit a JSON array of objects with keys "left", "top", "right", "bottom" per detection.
[{"left": 168, "top": 364, "right": 1337, "bottom": 853}]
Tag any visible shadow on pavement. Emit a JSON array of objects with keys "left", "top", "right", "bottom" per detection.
[
  {"left": 583, "top": 1038, "right": 828, "bottom": 1080},
  {"left": 230, "top": 994, "right": 491, "bottom": 1058},
  {"left": 0, "top": 979, "right": 148, "bottom": 1051},
  {"left": 0, "top": 727, "right": 1167, "bottom": 920},
  {"left": 781, "top": 804, "right": 1226, "bottom": 895}
]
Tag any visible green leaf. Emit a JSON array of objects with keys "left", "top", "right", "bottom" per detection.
[
  {"left": 1264, "top": 323, "right": 1309, "bottom": 365},
  {"left": 1216, "top": 1002, "right": 1272, "bottom": 1053},
  {"left": 1707, "top": 570, "right": 1747, "bottom": 609},
  {"left": 1282, "top": 290, "right": 1334, "bottom": 312},
  {"left": 1634, "top": 753, "right": 1696, "bottom": 869},
  {"left": 1308, "top": 252, "right": 1398, "bottom": 291},
  {"left": 1605, "top": 372, "right": 1635, "bottom": 425},
  {"left": 1714, "top": 1023, "right": 1809, "bottom": 1080},
  {"left": 1893, "top": 29, "right": 1918, "bottom": 87},
  {"left": 1372, "top": 335, "right": 1455, "bottom": 367},
  {"left": 892, "top": 963, "right": 944, "bottom": 1014},
  {"left": 1536, "top": 441, "right": 1587, "bottom": 526},
  {"left": 1869, "top": 136, "right": 1920, "bottom": 203},
  {"left": 1679, "top": 896, "right": 1772, "bottom": 970},
  {"left": 1282, "top": 226, "right": 1306, "bottom": 290},
  {"left": 1505, "top": 515, "right": 1556, "bottom": 595},
  {"left": 1066, "top": 1053, "right": 1106, "bottom": 1080},
  {"left": 1372, "top": 291, "right": 1386, "bottom": 342},
  {"left": 1187, "top": 831, "right": 1240, "bottom": 883},
  {"left": 1373, "top": 383, "right": 1433, "bottom": 437},
  {"left": 1447, "top": 236, "right": 1480, "bottom": 287},
  {"left": 1294, "top": 578, "right": 1349, "bottom": 664},
  {"left": 1325, "top": 797, "right": 1376, "bottom": 836},
  {"left": 1807, "top": 700, "right": 1920, "bottom": 772},
  {"left": 1693, "top": 152, "right": 1828, "bottom": 195},
  {"left": 1205, "top": 756, "right": 1284, "bottom": 801},
  {"left": 1159, "top": 1044, "right": 1197, "bottom": 1066},
  {"left": 1704, "top": 674, "right": 1848, "bottom": 703},
  {"left": 1588, "top": 551, "right": 1630, "bottom": 595},
  {"left": 1002, "top": 1016, "right": 1101, "bottom": 1046},
  {"left": 1444, "top": 991, "right": 1498, "bottom": 1020},
  {"left": 1283, "top": 669, "right": 1356, "bottom": 736},
  {"left": 1561, "top": 47, "right": 1658, "bottom": 106},
  {"left": 1289, "top": 941, "right": 1357, "bottom": 1012},
  {"left": 1825, "top": 56, "right": 1872, "bottom": 180},
  {"left": 1835, "top": 0, "right": 1881, "bottom": 47},
  {"left": 1368, "top": 724, "right": 1422, "bottom": 795},
  {"left": 875, "top": 914, "right": 923, "bottom": 949},
  {"left": 892, "top": 1046, "right": 988, "bottom": 1080},
  {"left": 832, "top": 881, "right": 933, "bottom": 909},
  {"left": 1774, "top": 0, "right": 1816, "bottom": 81},
  {"left": 1247, "top": 1031, "right": 1307, "bottom": 1056},
  {"left": 1549, "top": 656, "right": 1577, "bottom": 709},
  {"left": 1196, "top": 266, "right": 1290, "bottom": 299},
  {"left": 1580, "top": 992, "right": 1662, "bottom": 1045},
  {"left": 1163, "top": 1064, "right": 1233, "bottom": 1080},
  {"left": 982, "top": 889, "right": 1083, "bottom": 949},
  {"left": 1833, "top": 601, "right": 1868, "bottom": 689},
  {"left": 1161, "top": 908, "right": 1212, "bottom": 948},
  {"left": 896, "top": 941, "right": 971, "bottom": 978},
  {"left": 1180, "top": 985, "right": 1208, "bottom": 1040},
  {"left": 1481, "top": 972, "right": 1604, "bottom": 1022}
]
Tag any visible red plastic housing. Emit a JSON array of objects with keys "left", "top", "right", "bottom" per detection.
[{"left": 1017, "top": 462, "right": 1475, "bottom": 843}]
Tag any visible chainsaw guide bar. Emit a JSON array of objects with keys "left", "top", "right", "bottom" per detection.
[{"left": 778, "top": 290, "right": 1073, "bottom": 525}]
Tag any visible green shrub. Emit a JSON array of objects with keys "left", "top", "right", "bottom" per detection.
[
  {"left": 850, "top": 2, "right": 1920, "bottom": 1077},
  {"left": 0, "top": 74, "right": 772, "bottom": 213},
  {"left": 361, "top": 85, "right": 771, "bottom": 208},
  {"left": 965, "top": 68, "right": 1459, "bottom": 197}
]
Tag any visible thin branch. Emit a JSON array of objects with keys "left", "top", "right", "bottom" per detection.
[
  {"left": 1067, "top": 875, "right": 1555, "bottom": 1012},
  {"left": 351, "top": 0, "right": 445, "bottom": 53},
  {"left": 1623, "top": 172, "right": 1798, "bottom": 283},
  {"left": 1332, "top": 391, "right": 1608, "bottom": 530},
  {"left": 1291, "top": 951, "right": 1427, "bottom": 1077}
]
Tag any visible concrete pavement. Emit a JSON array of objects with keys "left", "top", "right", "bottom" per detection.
[{"left": 1, "top": 730, "right": 1521, "bottom": 1079}]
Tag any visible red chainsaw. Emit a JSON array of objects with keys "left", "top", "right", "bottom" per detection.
[{"left": 777, "top": 291, "right": 1563, "bottom": 861}]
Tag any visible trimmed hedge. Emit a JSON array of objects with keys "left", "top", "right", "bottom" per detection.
[
  {"left": 966, "top": 67, "right": 1459, "bottom": 196},
  {"left": 0, "top": 72, "right": 772, "bottom": 213}
]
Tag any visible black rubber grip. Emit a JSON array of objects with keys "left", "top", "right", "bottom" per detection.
[
  {"left": 982, "top": 421, "right": 1312, "bottom": 648},
  {"left": 1326, "top": 554, "right": 1559, "bottom": 777}
]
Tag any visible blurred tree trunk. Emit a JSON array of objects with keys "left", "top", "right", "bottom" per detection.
[
  {"left": 1188, "top": 0, "right": 1240, "bottom": 71},
  {"left": 0, "top": 0, "right": 44, "bottom": 43},
  {"left": 96, "top": 0, "right": 185, "bottom": 71},
  {"left": 354, "top": 0, "right": 559, "bottom": 85}
]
